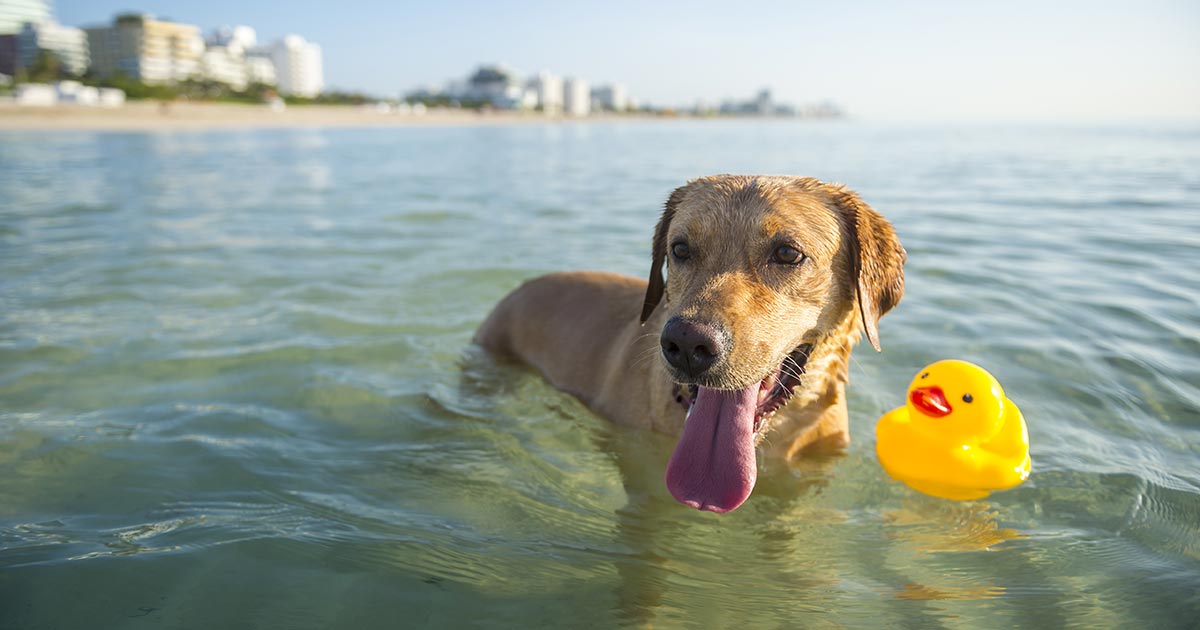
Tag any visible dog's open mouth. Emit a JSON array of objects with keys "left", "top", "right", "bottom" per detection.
[
  {"left": 751, "top": 343, "right": 812, "bottom": 433},
  {"left": 665, "top": 344, "right": 812, "bottom": 513},
  {"left": 674, "top": 343, "right": 811, "bottom": 434}
]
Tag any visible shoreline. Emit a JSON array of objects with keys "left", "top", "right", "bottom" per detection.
[
  {"left": 0, "top": 101, "right": 575, "bottom": 131},
  {"left": 0, "top": 101, "right": 828, "bottom": 132}
]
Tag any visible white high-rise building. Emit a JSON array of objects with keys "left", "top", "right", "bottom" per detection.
[
  {"left": 270, "top": 34, "right": 322, "bottom": 98},
  {"left": 563, "top": 77, "right": 589, "bottom": 117},
  {"left": 0, "top": 0, "right": 49, "bottom": 35},
  {"left": 17, "top": 20, "right": 88, "bottom": 76},
  {"left": 591, "top": 83, "right": 628, "bottom": 112},
  {"left": 527, "top": 71, "right": 562, "bottom": 115}
]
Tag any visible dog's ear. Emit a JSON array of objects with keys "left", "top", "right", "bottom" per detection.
[
  {"left": 640, "top": 186, "right": 686, "bottom": 324},
  {"left": 830, "top": 187, "right": 906, "bottom": 351}
]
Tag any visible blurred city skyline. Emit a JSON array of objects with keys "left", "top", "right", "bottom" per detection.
[{"left": 55, "top": 0, "right": 1200, "bottom": 121}]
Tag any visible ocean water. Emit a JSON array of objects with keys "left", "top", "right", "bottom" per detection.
[{"left": 1, "top": 120, "right": 1198, "bottom": 628}]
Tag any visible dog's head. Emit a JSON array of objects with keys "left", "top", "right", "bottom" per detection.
[{"left": 640, "top": 175, "right": 905, "bottom": 512}]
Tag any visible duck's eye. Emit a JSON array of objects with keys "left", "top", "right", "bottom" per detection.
[
  {"left": 962, "top": 394, "right": 974, "bottom": 403},
  {"left": 671, "top": 242, "right": 690, "bottom": 261},
  {"left": 772, "top": 244, "right": 805, "bottom": 265},
  {"left": 920, "top": 372, "right": 929, "bottom": 379}
]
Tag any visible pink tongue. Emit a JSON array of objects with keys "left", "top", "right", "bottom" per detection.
[{"left": 664, "top": 384, "right": 759, "bottom": 513}]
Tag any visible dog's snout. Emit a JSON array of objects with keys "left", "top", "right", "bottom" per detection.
[{"left": 660, "top": 318, "right": 724, "bottom": 378}]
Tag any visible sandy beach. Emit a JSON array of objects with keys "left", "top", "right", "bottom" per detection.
[{"left": 0, "top": 101, "right": 610, "bottom": 131}]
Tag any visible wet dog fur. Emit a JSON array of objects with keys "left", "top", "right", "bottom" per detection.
[{"left": 475, "top": 175, "right": 905, "bottom": 461}]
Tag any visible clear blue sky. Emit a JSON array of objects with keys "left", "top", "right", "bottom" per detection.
[{"left": 55, "top": 0, "right": 1200, "bottom": 121}]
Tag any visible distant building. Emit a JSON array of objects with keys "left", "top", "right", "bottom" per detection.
[
  {"left": 97, "top": 86, "right": 125, "bottom": 107},
  {"left": 527, "top": 71, "right": 563, "bottom": 114},
  {"left": 55, "top": 79, "right": 98, "bottom": 105},
  {"left": 591, "top": 83, "right": 627, "bottom": 112},
  {"left": 563, "top": 77, "right": 589, "bottom": 116},
  {"left": 244, "top": 53, "right": 275, "bottom": 86},
  {"left": 754, "top": 88, "right": 772, "bottom": 115},
  {"left": 11, "top": 79, "right": 125, "bottom": 106},
  {"left": 716, "top": 86, "right": 823, "bottom": 117},
  {"left": 0, "top": 0, "right": 49, "bottom": 75},
  {"left": 269, "top": 34, "right": 322, "bottom": 97},
  {"left": 86, "top": 14, "right": 204, "bottom": 83},
  {"left": 414, "top": 65, "right": 621, "bottom": 115},
  {"left": 14, "top": 81, "right": 54, "bottom": 105},
  {"left": 0, "top": 33, "right": 16, "bottom": 76},
  {"left": 208, "top": 25, "right": 257, "bottom": 56},
  {"left": 0, "top": 0, "right": 49, "bottom": 35},
  {"left": 197, "top": 24, "right": 288, "bottom": 92},
  {"left": 201, "top": 44, "right": 246, "bottom": 89},
  {"left": 17, "top": 20, "right": 89, "bottom": 76},
  {"left": 197, "top": 25, "right": 266, "bottom": 90},
  {"left": 461, "top": 64, "right": 525, "bottom": 108}
]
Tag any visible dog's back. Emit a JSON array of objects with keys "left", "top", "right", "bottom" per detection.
[{"left": 475, "top": 271, "right": 667, "bottom": 424}]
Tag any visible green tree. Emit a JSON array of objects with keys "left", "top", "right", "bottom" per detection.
[
  {"left": 91, "top": 71, "right": 178, "bottom": 100},
  {"left": 18, "top": 49, "right": 70, "bottom": 84}
]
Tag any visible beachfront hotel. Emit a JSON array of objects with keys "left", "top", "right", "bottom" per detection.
[
  {"left": 17, "top": 20, "right": 89, "bottom": 76},
  {"left": 591, "top": 83, "right": 628, "bottom": 112},
  {"left": 0, "top": 0, "right": 48, "bottom": 75},
  {"left": 527, "top": 71, "right": 563, "bottom": 115},
  {"left": 70, "top": 13, "right": 321, "bottom": 97},
  {"left": 269, "top": 34, "right": 323, "bottom": 98},
  {"left": 201, "top": 25, "right": 250, "bottom": 90},
  {"left": 409, "top": 64, "right": 638, "bottom": 117},
  {"left": 85, "top": 14, "right": 203, "bottom": 84},
  {"left": 199, "top": 25, "right": 278, "bottom": 91},
  {"left": 563, "top": 77, "right": 589, "bottom": 117},
  {"left": 0, "top": 0, "right": 48, "bottom": 34},
  {"left": 244, "top": 54, "right": 276, "bottom": 87},
  {"left": 462, "top": 64, "right": 526, "bottom": 108}
]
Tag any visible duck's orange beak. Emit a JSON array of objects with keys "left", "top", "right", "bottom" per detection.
[{"left": 910, "top": 386, "right": 952, "bottom": 418}]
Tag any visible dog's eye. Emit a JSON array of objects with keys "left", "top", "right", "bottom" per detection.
[
  {"left": 671, "top": 242, "right": 690, "bottom": 261},
  {"left": 771, "top": 245, "right": 805, "bottom": 265}
]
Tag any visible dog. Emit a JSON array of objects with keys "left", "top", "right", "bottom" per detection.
[{"left": 474, "top": 175, "right": 905, "bottom": 513}]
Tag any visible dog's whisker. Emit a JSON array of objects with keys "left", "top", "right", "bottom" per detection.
[
  {"left": 634, "top": 344, "right": 661, "bottom": 359},
  {"left": 631, "top": 332, "right": 660, "bottom": 344},
  {"left": 835, "top": 336, "right": 870, "bottom": 379},
  {"left": 630, "top": 354, "right": 654, "bottom": 369},
  {"left": 779, "top": 363, "right": 805, "bottom": 383},
  {"left": 631, "top": 355, "right": 658, "bottom": 370},
  {"left": 848, "top": 355, "right": 869, "bottom": 379},
  {"left": 630, "top": 347, "right": 663, "bottom": 370}
]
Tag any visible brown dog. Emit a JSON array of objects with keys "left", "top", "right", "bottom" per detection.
[{"left": 475, "top": 175, "right": 905, "bottom": 513}]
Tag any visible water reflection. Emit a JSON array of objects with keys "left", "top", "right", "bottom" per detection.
[
  {"left": 2, "top": 122, "right": 1199, "bottom": 627},
  {"left": 882, "top": 501, "right": 1025, "bottom": 553}
]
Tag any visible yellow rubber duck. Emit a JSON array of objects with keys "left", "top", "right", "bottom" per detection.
[{"left": 876, "top": 360, "right": 1030, "bottom": 500}]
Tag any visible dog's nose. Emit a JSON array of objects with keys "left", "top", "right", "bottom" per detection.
[{"left": 660, "top": 318, "right": 724, "bottom": 378}]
